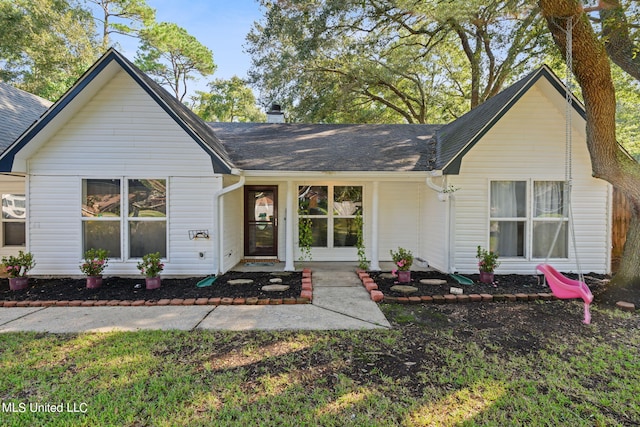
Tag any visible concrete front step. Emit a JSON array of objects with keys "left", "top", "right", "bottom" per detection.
[{"left": 312, "top": 271, "right": 361, "bottom": 287}]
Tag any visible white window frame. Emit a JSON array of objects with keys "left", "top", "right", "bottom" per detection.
[
  {"left": 81, "top": 178, "right": 168, "bottom": 261},
  {"left": 488, "top": 179, "right": 568, "bottom": 260},
  {"left": 1, "top": 193, "right": 26, "bottom": 247},
  {"left": 298, "top": 184, "right": 363, "bottom": 249}
]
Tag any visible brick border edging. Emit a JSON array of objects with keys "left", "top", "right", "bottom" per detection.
[
  {"left": 355, "top": 269, "right": 637, "bottom": 312},
  {"left": 0, "top": 269, "right": 314, "bottom": 308}
]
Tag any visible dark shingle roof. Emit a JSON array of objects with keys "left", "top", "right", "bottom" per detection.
[
  {"left": 0, "top": 82, "right": 52, "bottom": 150},
  {"left": 209, "top": 123, "right": 441, "bottom": 172}
]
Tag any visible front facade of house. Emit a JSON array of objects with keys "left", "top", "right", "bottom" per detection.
[{"left": 0, "top": 49, "right": 612, "bottom": 277}]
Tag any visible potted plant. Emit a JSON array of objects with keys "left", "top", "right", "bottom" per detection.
[
  {"left": 390, "top": 247, "right": 413, "bottom": 283},
  {"left": 2, "top": 251, "right": 35, "bottom": 290},
  {"left": 137, "top": 252, "right": 164, "bottom": 289},
  {"left": 477, "top": 245, "right": 500, "bottom": 283},
  {"left": 79, "top": 248, "right": 109, "bottom": 288}
]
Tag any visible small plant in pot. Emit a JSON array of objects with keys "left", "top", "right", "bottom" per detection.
[
  {"left": 79, "top": 248, "right": 109, "bottom": 288},
  {"left": 137, "top": 252, "right": 164, "bottom": 289},
  {"left": 390, "top": 247, "right": 413, "bottom": 283},
  {"left": 477, "top": 245, "right": 500, "bottom": 283},
  {"left": 2, "top": 250, "right": 35, "bottom": 290}
]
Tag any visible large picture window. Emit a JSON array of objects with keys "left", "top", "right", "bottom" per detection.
[
  {"left": 82, "top": 178, "right": 166, "bottom": 259},
  {"left": 298, "top": 185, "right": 362, "bottom": 248},
  {"left": 489, "top": 180, "right": 567, "bottom": 259},
  {"left": 2, "top": 194, "right": 26, "bottom": 246}
]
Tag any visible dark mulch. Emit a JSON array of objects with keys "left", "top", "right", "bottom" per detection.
[
  {"left": 0, "top": 271, "right": 302, "bottom": 302},
  {"left": 370, "top": 270, "right": 637, "bottom": 308}
]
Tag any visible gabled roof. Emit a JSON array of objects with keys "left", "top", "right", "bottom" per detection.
[
  {"left": 436, "top": 64, "right": 585, "bottom": 174},
  {"left": 0, "top": 82, "right": 52, "bottom": 151},
  {"left": 0, "top": 49, "right": 234, "bottom": 173},
  {"left": 209, "top": 122, "right": 441, "bottom": 172}
]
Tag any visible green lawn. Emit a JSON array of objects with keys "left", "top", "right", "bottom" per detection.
[{"left": 0, "top": 303, "right": 638, "bottom": 426}]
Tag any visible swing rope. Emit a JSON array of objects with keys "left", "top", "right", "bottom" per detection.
[{"left": 544, "top": 15, "right": 584, "bottom": 284}]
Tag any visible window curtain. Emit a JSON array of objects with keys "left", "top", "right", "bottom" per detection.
[
  {"left": 490, "top": 181, "right": 524, "bottom": 257},
  {"left": 533, "top": 182, "right": 567, "bottom": 258}
]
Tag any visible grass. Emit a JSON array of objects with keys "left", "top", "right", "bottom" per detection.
[{"left": 0, "top": 306, "right": 639, "bottom": 426}]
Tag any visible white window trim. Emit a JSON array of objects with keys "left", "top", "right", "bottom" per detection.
[
  {"left": 488, "top": 179, "right": 569, "bottom": 261},
  {"left": 81, "top": 177, "right": 169, "bottom": 262},
  {"left": 298, "top": 184, "right": 364, "bottom": 250}
]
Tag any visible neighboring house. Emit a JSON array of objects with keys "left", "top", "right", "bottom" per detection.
[
  {"left": 0, "top": 83, "right": 52, "bottom": 260},
  {"left": 0, "top": 49, "right": 612, "bottom": 277}
]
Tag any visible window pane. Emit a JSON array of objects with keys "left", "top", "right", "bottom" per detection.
[
  {"left": 129, "top": 179, "right": 166, "bottom": 217},
  {"left": 490, "top": 181, "right": 526, "bottom": 218},
  {"left": 533, "top": 222, "right": 568, "bottom": 258},
  {"left": 490, "top": 221, "right": 525, "bottom": 257},
  {"left": 129, "top": 221, "right": 167, "bottom": 257},
  {"left": 333, "top": 186, "right": 362, "bottom": 216},
  {"left": 302, "top": 218, "right": 327, "bottom": 247},
  {"left": 334, "top": 218, "right": 359, "bottom": 247},
  {"left": 3, "top": 222, "right": 25, "bottom": 246},
  {"left": 83, "top": 221, "right": 121, "bottom": 257},
  {"left": 298, "top": 186, "right": 328, "bottom": 215},
  {"left": 82, "top": 179, "right": 120, "bottom": 217},
  {"left": 2, "top": 194, "right": 25, "bottom": 219},
  {"left": 534, "top": 182, "right": 565, "bottom": 218}
]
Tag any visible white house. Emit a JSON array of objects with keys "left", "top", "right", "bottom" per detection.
[{"left": 0, "top": 49, "right": 612, "bottom": 277}]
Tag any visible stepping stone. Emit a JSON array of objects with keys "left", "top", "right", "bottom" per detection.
[
  {"left": 390, "top": 285, "right": 418, "bottom": 295},
  {"left": 269, "top": 278, "right": 283, "bottom": 284},
  {"left": 379, "top": 273, "right": 396, "bottom": 279},
  {"left": 228, "top": 279, "right": 254, "bottom": 285},
  {"left": 420, "top": 279, "right": 447, "bottom": 285},
  {"left": 262, "top": 284, "right": 290, "bottom": 292},
  {"left": 270, "top": 272, "right": 292, "bottom": 277}
]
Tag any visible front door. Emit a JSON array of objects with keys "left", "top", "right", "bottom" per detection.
[{"left": 244, "top": 186, "right": 278, "bottom": 257}]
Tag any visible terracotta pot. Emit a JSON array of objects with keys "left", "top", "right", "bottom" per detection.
[
  {"left": 9, "top": 277, "right": 28, "bottom": 291},
  {"left": 397, "top": 270, "right": 411, "bottom": 283},
  {"left": 479, "top": 271, "right": 494, "bottom": 284},
  {"left": 145, "top": 276, "right": 161, "bottom": 290},
  {"left": 86, "top": 276, "right": 103, "bottom": 289}
]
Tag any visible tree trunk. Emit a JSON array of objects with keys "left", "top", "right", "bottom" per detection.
[{"left": 538, "top": 0, "right": 640, "bottom": 287}]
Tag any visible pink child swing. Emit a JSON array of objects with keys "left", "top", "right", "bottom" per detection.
[{"left": 536, "top": 15, "right": 593, "bottom": 324}]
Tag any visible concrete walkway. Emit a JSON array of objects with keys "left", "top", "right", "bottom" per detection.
[{"left": 0, "top": 266, "right": 391, "bottom": 333}]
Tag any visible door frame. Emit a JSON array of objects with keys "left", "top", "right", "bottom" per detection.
[{"left": 244, "top": 185, "right": 278, "bottom": 257}]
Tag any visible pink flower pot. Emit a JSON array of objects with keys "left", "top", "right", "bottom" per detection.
[
  {"left": 145, "top": 277, "right": 161, "bottom": 290},
  {"left": 9, "top": 277, "right": 28, "bottom": 291},
  {"left": 397, "top": 270, "right": 411, "bottom": 283},
  {"left": 86, "top": 276, "right": 103, "bottom": 289},
  {"left": 479, "top": 271, "right": 494, "bottom": 284}
]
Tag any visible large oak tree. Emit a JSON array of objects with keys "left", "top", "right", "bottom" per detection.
[{"left": 539, "top": 0, "right": 640, "bottom": 286}]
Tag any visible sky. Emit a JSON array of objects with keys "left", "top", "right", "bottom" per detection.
[{"left": 109, "top": 0, "right": 264, "bottom": 96}]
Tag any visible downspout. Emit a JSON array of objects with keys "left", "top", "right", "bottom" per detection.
[
  {"left": 426, "top": 170, "right": 454, "bottom": 272},
  {"left": 214, "top": 170, "right": 245, "bottom": 275}
]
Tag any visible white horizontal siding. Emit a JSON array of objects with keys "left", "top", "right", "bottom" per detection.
[
  {"left": 450, "top": 83, "right": 610, "bottom": 274},
  {"left": 28, "top": 70, "right": 215, "bottom": 177},
  {"left": 378, "top": 182, "right": 421, "bottom": 262},
  {"left": 420, "top": 186, "right": 448, "bottom": 271}
]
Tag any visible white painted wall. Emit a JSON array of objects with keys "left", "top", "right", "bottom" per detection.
[
  {"left": 25, "top": 70, "right": 223, "bottom": 276},
  {"left": 378, "top": 182, "right": 421, "bottom": 262},
  {"left": 420, "top": 184, "right": 449, "bottom": 272},
  {"left": 449, "top": 82, "right": 611, "bottom": 274}
]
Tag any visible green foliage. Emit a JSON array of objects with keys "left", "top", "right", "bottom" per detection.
[
  {"left": 1, "top": 250, "right": 36, "bottom": 278},
  {"left": 390, "top": 247, "right": 413, "bottom": 271},
  {"left": 79, "top": 248, "right": 110, "bottom": 276},
  {"left": 86, "top": 0, "right": 156, "bottom": 48},
  {"left": 191, "top": 76, "right": 266, "bottom": 122},
  {"left": 354, "top": 213, "right": 369, "bottom": 270},
  {"left": 136, "top": 22, "right": 216, "bottom": 101},
  {"left": 298, "top": 217, "right": 313, "bottom": 261},
  {"left": 247, "top": 0, "right": 553, "bottom": 123},
  {"left": 476, "top": 245, "right": 500, "bottom": 273},
  {"left": 136, "top": 252, "right": 164, "bottom": 277},
  {"left": 0, "top": 0, "right": 101, "bottom": 100}
]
